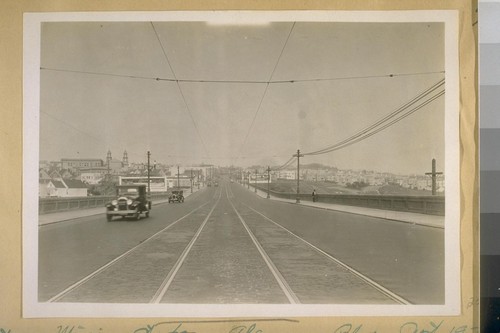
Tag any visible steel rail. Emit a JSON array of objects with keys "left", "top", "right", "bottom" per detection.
[
  {"left": 227, "top": 185, "right": 300, "bottom": 304},
  {"left": 243, "top": 203, "right": 412, "bottom": 305},
  {"left": 47, "top": 201, "right": 211, "bottom": 303},
  {"left": 150, "top": 188, "right": 222, "bottom": 303}
]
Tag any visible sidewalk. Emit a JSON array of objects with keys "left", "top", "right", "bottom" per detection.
[
  {"left": 250, "top": 187, "right": 445, "bottom": 229},
  {"left": 38, "top": 188, "right": 200, "bottom": 226}
]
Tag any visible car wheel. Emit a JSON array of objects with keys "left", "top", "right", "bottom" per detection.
[{"left": 106, "top": 215, "right": 112, "bottom": 222}]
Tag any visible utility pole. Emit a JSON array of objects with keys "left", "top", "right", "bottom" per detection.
[
  {"left": 177, "top": 165, "right": 180, "bottom": 190},
  {"left": 247, "top": 171, "right": 250, "bottom": 189},
  {"left": 425, "top": 158, "right": 443, "bottom": 195},
  {"left": 254, "top": 169, "right": 258, "bottom": 193},
  {"left": 190, "top": 169, "right": 193, "bottom": 193},
  {"left": 266, "top": 166, "right": 271, "bottom": 199},
  {"left": 147, "top": 151, "right": 151, "bottom": 196},
  {"left": 293, "top": 149, "right": 304, "bottom": 203},
  {"left": 198, "top": 169, "right": 200, "bottom": 189}
]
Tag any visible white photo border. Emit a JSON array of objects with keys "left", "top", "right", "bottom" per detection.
[{"left": 23, "top": 10, "right": 460, "bottom": 318}]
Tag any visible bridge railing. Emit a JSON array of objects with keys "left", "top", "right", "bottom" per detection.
[
  {"left": 38, "top": 193, "right": 171, "bottom": 215},
  {"left": 253, "top": 185, "right": 445, "bottom": 216}
]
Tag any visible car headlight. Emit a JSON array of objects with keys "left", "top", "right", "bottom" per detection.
[
  {"left": 111, "top": 200, "right": 118, "bottom": 205},
  {"left": 127, "top": 199, "right": 133, "bottom": 205}
]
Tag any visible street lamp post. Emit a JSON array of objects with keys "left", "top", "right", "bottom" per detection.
[
  {"left": 247, "top": 172, "right": 250, "bottom": 189},
  {"left": 190, "top": 169, "right": 193, "bottom": 193}
]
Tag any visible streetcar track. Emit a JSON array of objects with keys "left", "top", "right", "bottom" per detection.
[
  {"left": 48, "top": 200, "right": 213, "bottom": 303},
  {"left": 240, "top": 202, "right": 411, "bottom": 305},
  {"left": 226, "top": 185, "right": 300, "bottom": 304},
  {"left": 150, "top": 188, "right": 222, "bottom": 303}
]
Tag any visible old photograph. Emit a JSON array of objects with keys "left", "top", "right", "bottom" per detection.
[{"left": 23, "top": 10, "right": 460, "bottom": 317}]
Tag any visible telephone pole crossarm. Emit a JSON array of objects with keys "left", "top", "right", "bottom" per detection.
[{"left": 425, "top": 158, "right": 443, "bottom": 195}]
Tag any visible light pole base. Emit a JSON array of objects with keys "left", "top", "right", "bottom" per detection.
[
  {"left": 267, "top": 194, "right": 270, "bottom": 199},
  {"left": 296, "top": 198, "right": 301, "bottom": 203}
]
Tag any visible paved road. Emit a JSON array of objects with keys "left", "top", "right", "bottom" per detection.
[{"left": 39, "top": 180, "right": 443, "bottom": 304}]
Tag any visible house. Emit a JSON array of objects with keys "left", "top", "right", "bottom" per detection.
[
  {"left": 39, "top": 179, "right": 88, "bottom": 197},
  {"left": 39, "top": 169, "right": 51, "bottom": 184},
  {"left": 49, "top": 170, "right": 62, "bottom": 181},
  {"left": 63, "top": 179, "right": 89, "bottom": 197},
  {"left": 41, "top": 180, "right": 67, "bottom": 197}
]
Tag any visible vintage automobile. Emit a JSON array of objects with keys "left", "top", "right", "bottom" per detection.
[
  {"left": 105, "top": 185, "right": 151, "bottom": 221},
  {"left": 168, "top": 190, "right": 184, "bottom": 203}
]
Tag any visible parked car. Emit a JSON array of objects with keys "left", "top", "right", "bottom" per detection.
[
  {"left": 105, "top": 185, "right": 151, "bottom": 221},
  {"left": 168, "top": 190, "right": 184, "bottom": 203}
]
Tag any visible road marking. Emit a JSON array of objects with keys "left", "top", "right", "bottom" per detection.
[
  {"left": 151, "top": 190, "right": 222, "bottom": 303},
  {"left": 48, "top": 201, "right": 211, "bottom": 303},
  {"left": 228, "top": 193, "right": 300, "bottom": 304},
  {"left": 243, "top": 203, "right": 412, "bottom": 305}
]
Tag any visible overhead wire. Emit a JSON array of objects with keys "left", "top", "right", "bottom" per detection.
[
  {"left": 303, "top": 79, "right": 445, "bottom": 156},
  {"left": 41, "top": 110, "right": 103, "bottom": 143},
  {"left": 41, "top": 66, "right": 444, "bottom": 85},
  {"left": 308, "top": 90, "right": 445, "bottom": 155},
  {"left": 272, "top": 156, "right": 297, "bottom": 171},
  {"left": 239, "top": 22, "right": 296, "bottom": 153},
  {"left": 150, "top": 22, "right": 211, "bottom": 159}
]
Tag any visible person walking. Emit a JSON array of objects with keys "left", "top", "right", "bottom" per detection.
[{"left": 312, "top": 189, "right": 316, "bottom": 202}]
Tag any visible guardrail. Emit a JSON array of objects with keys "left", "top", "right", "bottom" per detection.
[
  {"left": 39, "top": 193, "right": 171, "bottom": 215},
  {"left": 253, "top": 185, "right": 445, "bottom": 216}
]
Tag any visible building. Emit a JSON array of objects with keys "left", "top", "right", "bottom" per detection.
[
  {"left": 119, "top": 176, "right": 168, "bottom": 192},
  {"left": 105, "top": 150, "right": 125, "bottom": 173},
  {"left": 166, "top": 176, "right": 191, "bottom": 189},
  {"left": 80, "top": 171, "right": 105, "bottom": 185},
  {"left": 61, "top": 158, "right": 104, "bottom": 170},
  {"left": 122, "top": 150, "right": 129, "bottom": 167},
  {"left": 40, "top": 180, "right": 66, "bottom": 197},
  {"left": 63, "top": 180, "right": 89, "bottom": 197},
  {"left": 40, "top": 179, "right": 88, "bottom": 197},
  {"left": 277, "top": 170, "right": 296, "bottom": 180},
  {"left": 39, "top": 169, "right": 51, "bottom": 184}
]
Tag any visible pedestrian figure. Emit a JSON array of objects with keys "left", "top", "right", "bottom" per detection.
[{"left": 312, "top": 189, "right": 316, "bottom": 202}]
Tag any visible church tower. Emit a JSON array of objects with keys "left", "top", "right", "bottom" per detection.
[
  {"left": 106, "top": 150, "right": 112, "bottom": 164},
  {"left": 122, "top": 150, "right": 129, "bottom": 167}
]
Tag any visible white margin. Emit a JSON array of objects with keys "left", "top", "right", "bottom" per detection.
[{"left": 23, "top": 9, "right": 461, "bottom": 318}]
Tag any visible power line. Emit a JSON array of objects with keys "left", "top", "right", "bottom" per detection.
[
  {"left": 272, "top": 156, "right": 297, "bottom": 171},
  {"left": 150, "top": 22, "right": 210, "bottom": 158},
  {"left": 41, "top": 110, "right": 102, "bottom": 143},
  {"left": 303, "top": 79, "right": 445, "bottom": 156},
  {"left": 239, "top": 22, "right": 296, "bottom": 154},
  {"left": 311, "top": 90, "right": 444, "bottom": 155},
  {"left": 41, "top": 66, "right": 445, "bottom": 85}
]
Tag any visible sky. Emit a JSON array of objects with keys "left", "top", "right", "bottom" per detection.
[{"left": 39, "top": 19, "right": 446, "bottom": 175}]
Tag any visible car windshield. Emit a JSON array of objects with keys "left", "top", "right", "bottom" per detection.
[{"left": 118, "top": 188, "right": 139, "bottom": 196}]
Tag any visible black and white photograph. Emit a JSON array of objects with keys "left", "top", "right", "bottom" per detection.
[{"left": 23, "top": 10, "right": 460, "bottom": 318}]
